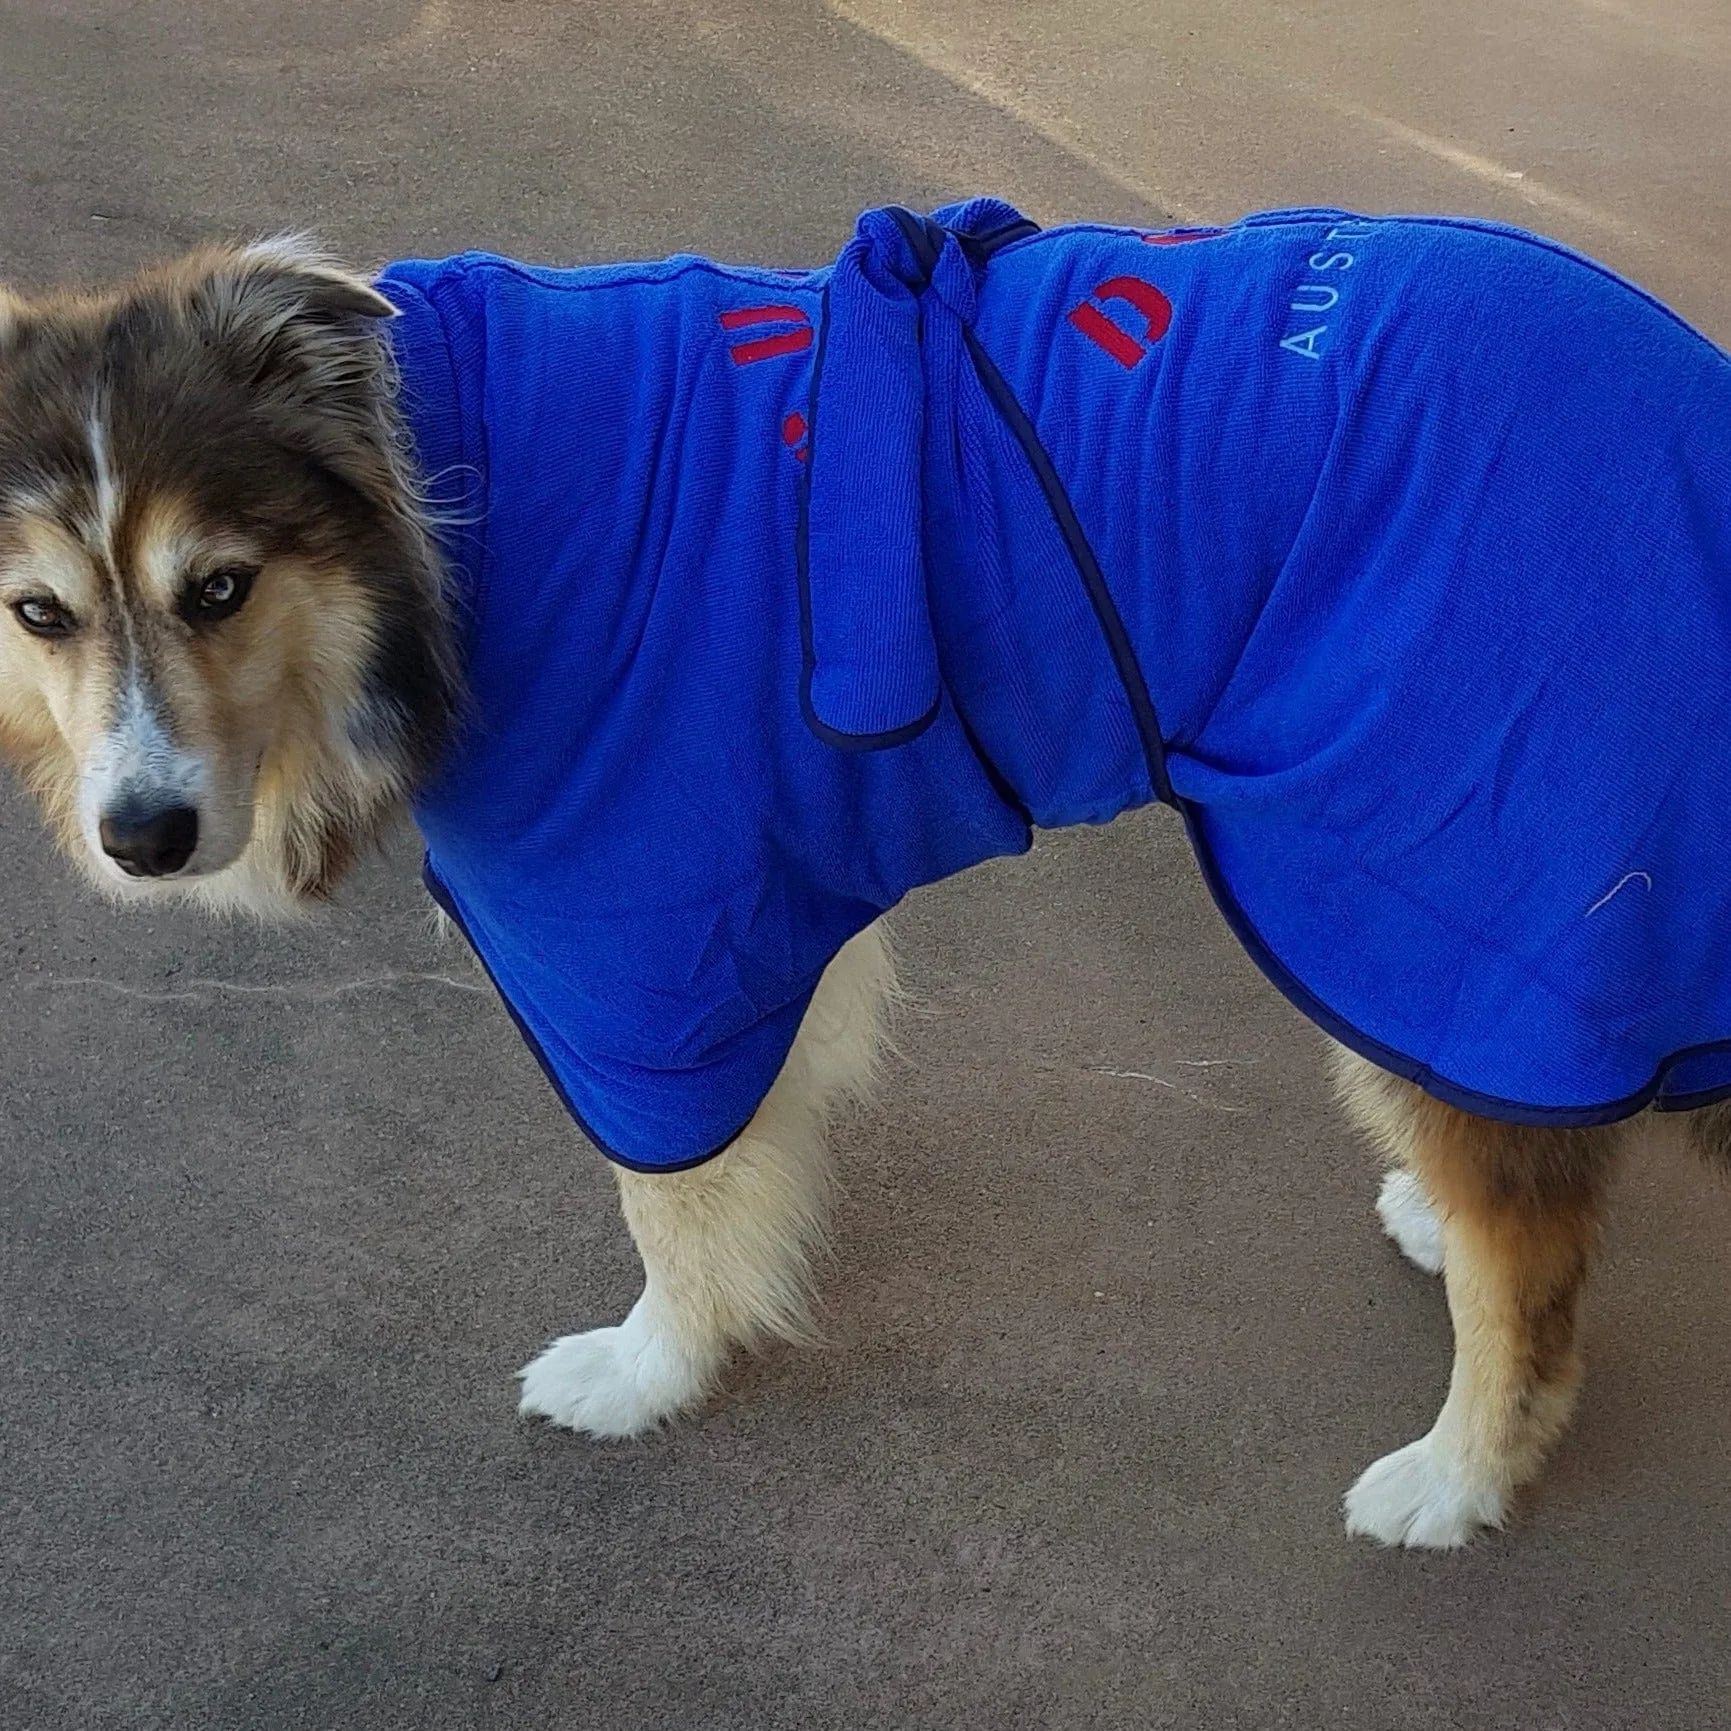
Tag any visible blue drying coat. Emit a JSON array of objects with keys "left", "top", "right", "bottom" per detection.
[{"left": 381, "top": 201, "right": 1731, "bottom": 1171}]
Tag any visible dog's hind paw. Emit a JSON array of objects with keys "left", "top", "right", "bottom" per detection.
[
  {"left": 1343, "top": 1434, "right": 1505, "bottom": 1549},
  {"left": 517, "top": 1302, "right": 712, "bottom": 1439},
  {"left": 1376, "top": 1168, "right": 1445, "bottom": 1275}
]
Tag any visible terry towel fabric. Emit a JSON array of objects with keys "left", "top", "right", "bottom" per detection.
[{"left": 380, "top": 200, "right": 1731, "bottom": 1171}]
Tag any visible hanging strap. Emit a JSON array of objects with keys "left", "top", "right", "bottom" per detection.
[{"left": 798, "top": 199, "right": 1037, "bottom": 748}]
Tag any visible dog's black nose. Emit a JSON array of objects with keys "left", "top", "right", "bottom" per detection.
[{"left": 98, "top": 804, "right": 199, "bottom": 877}]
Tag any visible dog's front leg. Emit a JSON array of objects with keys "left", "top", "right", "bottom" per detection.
[
  {"left": 514, "top": 1130, "right": 831, "bottom": 1439},
  {"left": 517, "top": 921, "right": 896, "bottom": 1438}
]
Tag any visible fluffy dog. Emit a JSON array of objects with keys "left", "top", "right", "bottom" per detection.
[{"left": 1, "top": 201, "right": 1727, "bottom": 1550}]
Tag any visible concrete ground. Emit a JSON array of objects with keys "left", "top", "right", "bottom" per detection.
[{"left": 1, "top": 0, "right": 1728, "bottom": 1723}]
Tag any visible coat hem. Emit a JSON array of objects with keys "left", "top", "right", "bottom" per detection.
[
  {"left": 1175, "top": 801, "right": 1731, "bottom": 1129},
  {"left": 420, "top": 859, "right": 748, "bottom": 1173}
]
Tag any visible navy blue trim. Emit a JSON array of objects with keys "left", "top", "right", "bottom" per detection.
[
  {"left": 1174, "top": 803, "right": 1731, "bottom": 1128},
  {"left": 795, "top": 280, "right": 943, "bottom": 753},
  {"left": 1652, "top": 1079, "right": 1731, "bottom": 1116},
  {"left": 888, "top": 205, "right": 1041, "bottom": 276},
  {"left": 420, "top": 859, "right": 746, "bottom": 1174},
  {"left": 886, "top": 207, "right": 942, "bottom": 282},
  {"left": 952, "top": 704, "right": 1035, "bottom": 828},
  {"left": 802, "top": 694, "right": 944, "bottom": 753},
  {"left": 960, "top": 327, "right": 1174, "bottom": 806},
  {"left": 956, "top": 217, "right": 1044, "bottom": 265}
]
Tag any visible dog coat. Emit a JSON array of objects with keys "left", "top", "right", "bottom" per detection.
[{"left": 380, "top": 200, "right": 1731, "bottom": 1171}]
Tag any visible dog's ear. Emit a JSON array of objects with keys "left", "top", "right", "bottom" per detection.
[
  {"left": 181, "top": 237, "right": 411, "bottom": 511},
  {"left": 185, "top": 235, "right": 397, "bottom": 404}
]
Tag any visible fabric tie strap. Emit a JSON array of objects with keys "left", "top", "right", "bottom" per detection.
[{"left": 800, "top": 199, "right": 1036, "bottom": 748}]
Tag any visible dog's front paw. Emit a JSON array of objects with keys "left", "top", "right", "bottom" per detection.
[
  {"left": 517, "top": 1303, "right": 712, "bottom": 1439},
  {"left": 1376, "top": 1168, "right": 1445, "bottom": 1275},
  {"left": 1343, "top": 1434, "right": 1505, "bottom": 1549}
]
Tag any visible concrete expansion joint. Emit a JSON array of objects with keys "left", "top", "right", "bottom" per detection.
[{"left": 24, "top": 970, "right": 489, "bottom": 1004}]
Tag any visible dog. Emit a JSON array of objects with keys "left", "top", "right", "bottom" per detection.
[{"left": 1, "top": 199, "right": 1727, "bottom": 1551}]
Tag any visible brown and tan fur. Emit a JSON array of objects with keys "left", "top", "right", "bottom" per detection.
[
  {"left": 0, "top": 240, "right": 455, "bottom": 914},
  {"left": 0, "top": 241, "right": 1720, "bottom": 1550}
]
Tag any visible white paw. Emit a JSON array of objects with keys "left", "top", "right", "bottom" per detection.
[
  {"left": 517, "top": 1301, "right": 711, "bottom": 1439},
  {"left": 1343, "top": 1434, "right": 1505, "bottom": 1549},
  {"left": 1376, "top": 1168, "right": 1445, "bottom": 1275}
]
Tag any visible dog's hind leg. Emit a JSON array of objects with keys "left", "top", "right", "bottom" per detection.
[
  {"left": 1329, "top": 1043, "right": 1446, "bottom": 1275},
  {"left": 517, "top": 920, "right": 897, "bottom": 1438},
  {"left": 1341, "top": 1082, "right": 1621, "bottom": 1548}
]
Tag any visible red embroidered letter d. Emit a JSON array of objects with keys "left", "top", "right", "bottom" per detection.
[{"left": 1067, "top": 276, "right": 1173, "bottom": 368}]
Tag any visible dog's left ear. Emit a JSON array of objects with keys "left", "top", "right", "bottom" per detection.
[
  {"left": 187, "top": 235, "right": 397, "bottom": 403},
  {"left": 184, "top": 236, "right": 410, "bottom": 510}
]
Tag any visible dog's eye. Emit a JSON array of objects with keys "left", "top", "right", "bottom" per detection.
[
  {"left": 181, "top": 564, "right": 257, "bottom": 626},
  {"left": 12, "top": 596, "right": 75, "bottom": 638}
]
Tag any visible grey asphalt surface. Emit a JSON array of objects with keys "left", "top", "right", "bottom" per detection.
[{"left": 2, "top": 1, "right": 1729, "bottom": 1725}]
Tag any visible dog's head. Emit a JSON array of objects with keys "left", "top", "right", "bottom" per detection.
[{"left": 0, "top": 239, "right": 455, "bottom": 912}]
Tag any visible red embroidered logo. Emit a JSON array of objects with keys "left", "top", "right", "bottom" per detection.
[
  {"left": 1066, "top": 276, "right": 1174, "bottom": 368},
  {"left": 720, "top": 303, "right": 813, "bottom": 365},
  {"left": 781, "top": 410, "right": 809, "bottom": 462}
]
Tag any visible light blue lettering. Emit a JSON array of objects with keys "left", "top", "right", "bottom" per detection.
[
  {"left": 1279, "top": 325, "right": 1328, "bottom": 360},
  {"left": 1307, "top": 250, "right": 1355, "bottom": 271},
  {"left": 1291, "top": 285, "right": 1340, "bottom": 313}
]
